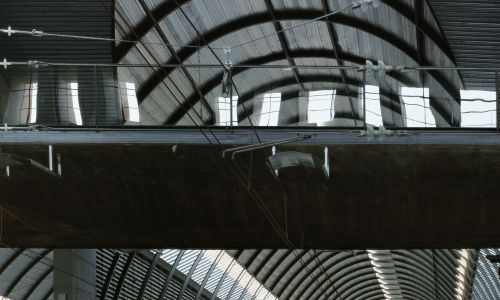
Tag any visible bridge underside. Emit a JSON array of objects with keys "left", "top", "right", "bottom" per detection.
[{"left": 1, "top": 129, "right": 499, "bottom": 249}]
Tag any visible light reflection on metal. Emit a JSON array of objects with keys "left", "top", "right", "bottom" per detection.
[
  {"left": 0, "top": 145, "right": 62, "bottom": 178},
  {"left": 222, "top": 133, "right": 313, "bottom": 159},
  {"left": 266, "top": 150, "right": 329, "bottom": 179},
  {"left": 367, "top": 250, "right": 404, "bottom": 299}
]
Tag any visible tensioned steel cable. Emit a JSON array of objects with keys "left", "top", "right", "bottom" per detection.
[{"left": 0, "top": 0, "right": 375, "bottom": 51}]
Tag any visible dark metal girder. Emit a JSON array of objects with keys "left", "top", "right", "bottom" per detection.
[
  {"left": 415, "top": 0, "right": 425, "bottom": 67},
  {"left": 42, "top": 288, "right": 53, "bottom": 300},
  {"left": 137, "top": 251, "right": 161, "bottom": 300},
  {"left": 194, "top": 251, "right": 223, "bottom": 300},
  {"left": 260, "top": 250, "right": 292, "bottom": 286},
  {"left": 112, "top": 252, "right": 136, "bottom": 300},
  {"left": 177, "top": 251, "right": 204, "bottom": 300},
  {"left": 0, "top": 248, "right": 25, "bottom": 274},
  {"left": 225, "top": 266, "right": 245, "bottom": 300},
  {"left": 99, "top": 251, "right": 121, "bottom": 300},
  {"left": 158, "top": 250, "right": 185, "bottom": 300},
  {"left": 136, "top": 0, "right": 216, "bottom": 124},
  {"left": 114, "top": 0, "right": 191, "bottom": 62},
  {"left": 164, "top": 49, "right": 413, "bottom": 125},
  {"left": 321, "top": 0, "right": 356, "bottom": 118},
  {"left": 252, "top": 249, "right": 279, "bottom": 278},
  {"left": 263, "top": 0, "right": 303, "bottom": 88}
]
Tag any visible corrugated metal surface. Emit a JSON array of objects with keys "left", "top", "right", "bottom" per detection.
[
  {"left": 228, "top": 249, "right": 477, "bottom": 300},
  {"left": 115, "top": 0, "right": 462, "bottom": 127},
  {"left": 428, "top": 0, "right": 500, "bottom": 90},
  {"left": 0, "top": 1, "right": 119, "bottom": 126},
  {"left": 0, "top": 0, "right": 113, "bottom": 63}
]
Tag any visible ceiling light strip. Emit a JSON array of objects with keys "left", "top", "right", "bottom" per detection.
[
  {"left": 367, "top": 250, "right": 404, "bottom": 299},
  {"left": 454, "top": 249, "right": 476, "bottom": 300}
]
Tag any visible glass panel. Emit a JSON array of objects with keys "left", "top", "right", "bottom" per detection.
[{"left": 0, "top": 65, "right": 497, "bottom": 130}]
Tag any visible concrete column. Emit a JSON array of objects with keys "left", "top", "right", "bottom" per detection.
[{"left": 53, "top": 249, "right": 96, "bottom": 300}]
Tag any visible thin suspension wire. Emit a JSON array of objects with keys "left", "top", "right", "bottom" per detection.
[
  {"left": 6, "top": 59, "right": 500, "bottom": 71},
  {"left": 233, "top": 3, "right": 355, "bottom": 49},
  {"left": 0, "top": 1, "right": 364, "bottom": 52},
  {"left": 1, "top": 9, "right": 350, "bottom": 300},
  {"left": 0, "top": 27, "right": 215, "bottom": 49}
]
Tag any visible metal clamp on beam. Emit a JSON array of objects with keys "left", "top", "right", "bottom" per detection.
[
  {"left": 266, "top": 146, "right": 330, "bottom": 179},
  {"left": 1, "top": 58, "right": 12, "bottom": 70},
  {"left": 1, "top": 145, "right": 62, "bottom": 178},
  {"left": 352, "top": 0, "right": 380, "bottom": 11},
  {"left": 358, "top": 126, "right": 409, "bottom": 140},
  {"left": 223, "top": 133, "right": 314, "bottom": 159}
]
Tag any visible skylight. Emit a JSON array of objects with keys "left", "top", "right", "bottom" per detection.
[
  {"left": 401, "top": 87, "right": 435, "bottom": 127},
  {"left": 68, "top": 82, "right": 82, "bottom": 125},
  {"left": 259, "top": 93, "right": 281, "bottom": 126},
  {"left": 161, "top": 250, "right": 277, "bottom": 300},
  {"left": 460, "top": 90, "right": 496, "bottom": 128},
  {"left": 454, "top": 249, "right": 474, "bottom": 300},
  {"left": 21, "top": 82, "right": 38, "bottom": 124},
  {"left": 307, "top": 90, "right": 335, "bottom": 124},
  {"left": 218, "top": 96, "right": 238, "bottom": 126},
  {"left": 364, "top": 85, "right": 383, "bottom": 127},
  {"left": 121, "top": 82, "right": 140, "bottom": 122}
]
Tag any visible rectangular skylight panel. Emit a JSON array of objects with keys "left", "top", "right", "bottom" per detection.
[
  {"left": 218, "top": 96, "right": 238, "bottom": 126},
  {"left": 307, "top": 90, "right": 335, "bottom": 124},
  {"left": 259, "top": 93, "right": 281, "bottom": 126},
  {"left": 29, "top": 83, "right": 38, "bottom": 123},
  {"left": 364, "top": 85, "right": 383, "bottom": 127},
  {"left": 69, "top": 82, "right": 83, "bottom": 125},
  {"left": 401, "top": 87, "right": 435, "bottom": 127},
  {"left": 460, "top": 90, "right": 496, "bottom": 128},
  {"left": 125, "top": 82, "right": 140, "bottom": 122}
]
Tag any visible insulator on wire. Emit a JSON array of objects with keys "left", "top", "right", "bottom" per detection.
[
  {"left": 2, "top": 58, "right": 11, "bottom": 70},
  {"left": 5, "top": 26, "right": 14, "bottom": 37},
  {"left": 31, "top": 29, "right": 44, "bottom": 37},
  {"left": 353, "top": 0, "right": 380, "bottom": 12},
  {"left": 221, "top": 69, "right": 232, "bottom": 98}
]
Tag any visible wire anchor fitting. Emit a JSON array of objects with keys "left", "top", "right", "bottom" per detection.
[
  {"left": 352, "top": 0, "right": 380, "bottom": 12},
  {"left": 221, "top": 47, "right": 233, "bottom": 98},
  {"left": 1, "top": 58, "right": 11, "bottom": 70},
  {"left": 4, "top": 26, "right": 14, "bottom": 37}
]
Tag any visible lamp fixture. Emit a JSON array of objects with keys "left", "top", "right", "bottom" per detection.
[{"left": 266, "top": 147, "right": 330, "bottom": 179}]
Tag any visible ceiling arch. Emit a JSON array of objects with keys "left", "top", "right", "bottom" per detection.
[
  {"left": 136, "top": 10, "right": 428, "bottom": 101},
  {"left": 115, "top": 0, "right": 456, "bottom": 65}
]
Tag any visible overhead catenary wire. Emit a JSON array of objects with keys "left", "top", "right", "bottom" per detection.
[
  {"left": 5, "top": 58, "right": 500, "bottom": 72},
  {"left": 0, "top": 0, "right": 374, "bottom": 52},
  {"left": 2, "top": 7, "right": 337, "bottom": 299},
  {"left": 0, "top": 4, "right": 369, "bottom": 300}
]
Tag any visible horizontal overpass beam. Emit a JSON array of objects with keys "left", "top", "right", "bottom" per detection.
[{"left": 0, "top": 128, "right": 499, "bottom": 145}]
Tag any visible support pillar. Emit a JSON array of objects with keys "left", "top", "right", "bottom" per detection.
[{"left": 53, "top": 249, "right": 96, "bottom": 300}]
